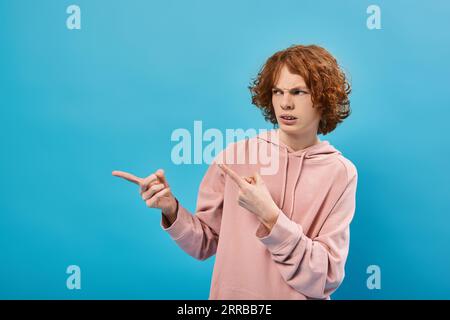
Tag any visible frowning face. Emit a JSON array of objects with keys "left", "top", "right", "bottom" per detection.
[{"left": 272, "top": 65, "right": 321, "bottom": 136}]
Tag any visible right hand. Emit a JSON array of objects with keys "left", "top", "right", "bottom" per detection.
[{"left": 112, "top": 168, "right": 178, "bottom": 218}]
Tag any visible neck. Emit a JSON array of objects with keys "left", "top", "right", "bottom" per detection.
[{"left": 278, "top": 129, "right": 320, "bottom": 152}]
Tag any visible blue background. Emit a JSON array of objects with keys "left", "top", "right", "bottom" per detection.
[{"left": 1, "top": 0, "right": 449, "bottom": 299}]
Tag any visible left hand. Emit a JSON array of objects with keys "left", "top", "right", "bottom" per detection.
[{"left": 218, "top": 163, "right": 280, "bottom": 231}]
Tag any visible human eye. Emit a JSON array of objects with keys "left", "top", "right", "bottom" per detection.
[
  {"left": 272, "top": 88, "right": 282, "bottom": 95},
  {"left": 292, "top": 90, "right": 307, "bottom": 95}
]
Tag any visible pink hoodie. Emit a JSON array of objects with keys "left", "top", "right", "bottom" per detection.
[{"left": 161, "top": 128, "right": 358, "bottom": 300}]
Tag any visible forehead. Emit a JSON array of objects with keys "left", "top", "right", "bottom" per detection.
[{"left": 274, "top": 65, "right": 306, "bottom": 88}]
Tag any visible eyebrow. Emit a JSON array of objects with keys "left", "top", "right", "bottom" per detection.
[{"left": 272, "top": 86, "right": 308, "bottom": 91}]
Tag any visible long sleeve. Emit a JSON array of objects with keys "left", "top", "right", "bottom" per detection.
[
  {"left": 160, "top": 160, "right": 225, "bottom": 261},
  {"left": 256, "top": 171, "right": 358, "bottom": 299}
]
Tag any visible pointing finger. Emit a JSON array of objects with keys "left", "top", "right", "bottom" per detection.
[
  {"left": 112, "top": 170, "right": 143, "bottom": 185},
  {"left": 218, "top": 164, "right": 246, "bottom": 188}
]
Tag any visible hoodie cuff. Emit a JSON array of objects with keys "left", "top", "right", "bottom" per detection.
[
  {"left": 160, "top": 203, "right": 191, "bottom": 240},
  {"left": 256, "top": 209, "right": 303, "bottom": 254}
]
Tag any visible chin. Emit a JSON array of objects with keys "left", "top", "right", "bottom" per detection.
[
  {"left": 278, "top": 121, "right": 300, "bottom": 129},
  {"left": 278, "top": 124, "right": 302, "bottom": 134}
]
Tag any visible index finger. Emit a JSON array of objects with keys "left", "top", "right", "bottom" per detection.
[
  {"left": 112, "top": 170, "right": 143, "bottom": 185},
  {"left": 218, "top": 164, "right": 246, "bottom": 188}
]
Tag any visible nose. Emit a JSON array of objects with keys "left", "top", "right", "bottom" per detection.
[{"left": 280, "top": 94, "right": 294, "bottom": 110}]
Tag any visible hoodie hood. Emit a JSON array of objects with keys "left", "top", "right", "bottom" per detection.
[{"left": 256, "top": 129, "right": 341, "bottom": 219}]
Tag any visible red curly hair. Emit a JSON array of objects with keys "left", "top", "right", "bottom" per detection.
[{"left": 249, "top": 44, "right": 351, "bottom": 135}]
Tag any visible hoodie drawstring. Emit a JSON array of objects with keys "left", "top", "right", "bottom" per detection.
[
  {"left": 279, "top": 147, "right": 288, "bottom": 210},
  {"left": 279, "top": 148, "right": 307, "bottom": 219},
  {"left": 289, "top": 153, "right": 305, "bottom": 219}
]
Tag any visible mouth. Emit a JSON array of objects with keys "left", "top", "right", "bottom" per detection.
[
  {"left": 279, "top": 114, "right": 298, "bottom": 126},
  {"left": 280, "top": 114, "right": 297, "bottom": 120}
]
